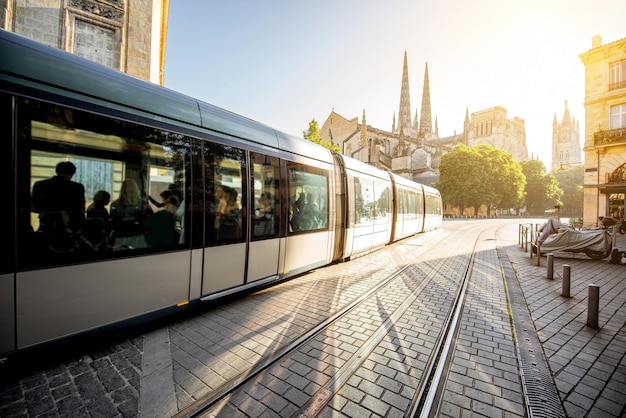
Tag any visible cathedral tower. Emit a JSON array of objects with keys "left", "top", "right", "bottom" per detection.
[
  {"left": 396, "top": 51, "right": 412, "bottom": 136},
  {"left": 551, "top": 100, "right": 582, "bottom": 170},
  {"left": 418, "top": 62, "right": 433, "bottom": 140}
]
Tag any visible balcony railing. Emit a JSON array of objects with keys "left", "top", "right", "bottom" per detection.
[
  {"left": 606, "top": 171, "right": 626, "bottom": 184},
  {"left": 594, "top": 127, "right": 626, "bottom": 146},
  {"left": 609, "top": 80, "right": 626, "bottom": 90}
]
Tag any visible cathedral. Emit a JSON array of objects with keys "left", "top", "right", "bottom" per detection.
[
  {"left": 551, "top": 100, "right": 582, "bottom": 170},
  {"left": 319, "top": 52, "right": 529, "bottom": 185}
]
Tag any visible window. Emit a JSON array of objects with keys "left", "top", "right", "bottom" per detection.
[
  {"left": 251, "top": 153, "right": 280, "bottom": 240},
  {"left": 19, "top": 99, "right": 189, "bottom": 269},
  {"left": 354, "top": 178, "right": 374, "bottom": 226},
  {"left": 204, "top": 142, "right": 246, "bottom": 244},
  {"left": 609, "top": 60, "right": 626, "bottom": 90},
  {"left": 610, "top": 104, "right": 626, "bottom": 129},
  {"left": 288, "top": 163, "right": 328, "bottom": 232},
  {"left": 354, "top": 179, "right": 390, "bottom": 225}
]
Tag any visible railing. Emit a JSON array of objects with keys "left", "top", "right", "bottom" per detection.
[
  {"left": 609, "top": 80, "right": 626, "bottom": 90},
  {"left": 606, "top": 171, "right": 626, "bottom": 184},
  {"left": 594, "top": 127, "right": 626, "bottom": 146}
]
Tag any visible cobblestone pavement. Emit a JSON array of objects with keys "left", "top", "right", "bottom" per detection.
[
  {"left": 502, "top": 220, "right": 626, "bottom": 417},
  {"left": 1, "top": 219, "right": 625, "bottom": 417}
]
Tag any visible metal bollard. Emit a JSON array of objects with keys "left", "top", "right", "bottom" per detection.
[
  {"left": 562, "top": 265, "right": 571, "bottom": 297},
  {"left": 546, "top": 254, "right": 554, "bottom": 280},
  {"left": 587, "top": 284, "right": 600, "bottom": 329}
]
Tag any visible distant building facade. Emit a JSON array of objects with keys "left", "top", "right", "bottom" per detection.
[
  {"left": 320, "top": 52, "right": 529, "bottom": 190},
  {"left": 465, "top": 106, "right": 528, "bottom": 163},
  {"left": 579, "top": 35, "right": 626, "bottom": 226},
  {"left": 0, "top": 0, "right": 169, "bottom": 84},
  {"left": 551, "top": 101, "right": 582, "bottom": 171}
]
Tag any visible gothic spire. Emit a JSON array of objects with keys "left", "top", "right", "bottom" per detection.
[
  {"left": 360, "top": 109, "right": 368, "bottom": 146},
  {"left": 397, "top": 51, "right": 412, "bottom": 134},
  {"left": 419, "top": 62, "right": 432, "bottom": 136},
  {"left": 562, "top": 99, "right": 571, "bottom": 127}
]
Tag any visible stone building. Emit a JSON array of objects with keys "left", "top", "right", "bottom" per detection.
[
  {"left": 320, "top": 52, "right": 528, "bottom": 187},
  {"left": 0, "top": 0, "right": 169, "bottom": 84},
  {"left": 579, "top": 34, "right": 626, "bottom": 226},
  {"left": 464, "top": 106, "right": 528, "bottom": 162},
  {"left": 551, "top": 100, "right": 582, "bottom": 171}
]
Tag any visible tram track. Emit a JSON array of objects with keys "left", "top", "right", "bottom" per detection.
[{"left": 175, "top": 222, "right": 489, "bottom": 417}]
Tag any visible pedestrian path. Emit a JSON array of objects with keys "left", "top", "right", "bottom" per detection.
[{"left": 502, "top": 220, "right": 626, "bottom": 417}]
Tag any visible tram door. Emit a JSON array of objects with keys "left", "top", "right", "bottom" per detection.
[
  {"left": 247, "top": 153, "right": 281, "bottom": 283},
  {"left": 201, "top": 146, "right": 282, "bottom": 295}
]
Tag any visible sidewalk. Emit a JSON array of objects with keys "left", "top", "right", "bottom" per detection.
[{"left": 503, "top": 221, "right": 626, "bottom": 417}]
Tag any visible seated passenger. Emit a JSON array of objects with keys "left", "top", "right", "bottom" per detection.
[
  {"left": 215, "top": 186, "right": 241, "bottom": 240},
  {"left": 254, "top": 192, "right": 274, "bottom": 236},
  {"left": 110, "top": 179, "right": 153, "bottom": 249},
  {"left": 86, "top": 190, "right": 111, "bottom": 221}
]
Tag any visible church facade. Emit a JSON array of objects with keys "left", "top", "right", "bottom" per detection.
[
  {"left": 319, "top": 52, "right": 529, "bottom": 187},
  {"left": 551, "top": 101, "right": 582, "bottom": 171},
  {"left": 1, "top": 0, "right": 169, "bottom": 85}
]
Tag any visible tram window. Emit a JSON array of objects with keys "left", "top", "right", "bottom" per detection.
[
  {"left": 19, "top": 99, "right": 189, "bottom": 269},
  {"left": 354, "top": 178, "right": 374, "bottom": 225},
  {"left": 406, "top": 190, "right": 416, "bottom": 220},
  {"left": 251, "top": 153, "right": 280, "bottom": 240},
  {"left": 204, "top": 142, "right": 246, "bottom": 244},
  {"left": 287, "top": 163, "right": 328, "bottom": 233},
  {"left": 374, "top": 181, "right": 390, "bottom": 221}
]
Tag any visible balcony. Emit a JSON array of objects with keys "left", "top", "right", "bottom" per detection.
[
  {"left": 609, "top": 80, "right": 626, "bottom": 90},
  {"left": 594, "top": 127, "right": 626, "bottom": 146},
  {"left": 606, "top": 170, "right": 626, "bottom": 184}
]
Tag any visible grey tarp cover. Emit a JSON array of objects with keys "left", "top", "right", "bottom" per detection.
[{"left": 537, "top": 218, "right": 611, "bottom": 253}]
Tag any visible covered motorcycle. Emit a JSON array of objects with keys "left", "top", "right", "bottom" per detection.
[{"left": 537, "top": 218, "right": 613, "bottom": 259}]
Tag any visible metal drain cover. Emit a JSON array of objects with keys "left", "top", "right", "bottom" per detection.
[{"left": 498, "top": 247, "right": 566, "bottom": 418}]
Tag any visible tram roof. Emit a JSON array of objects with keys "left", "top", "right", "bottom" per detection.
[{"left": 0, "top": 29, "right": 332, "bottom": 163}]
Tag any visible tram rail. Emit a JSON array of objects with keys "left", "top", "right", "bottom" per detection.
[{"left": 175, "top": 223, "right": 489, "bottom": 417}]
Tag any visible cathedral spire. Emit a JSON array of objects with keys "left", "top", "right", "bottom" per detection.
[
  {"left": 419, "top": 62, "right": 432, "bottom": 137},
  {"left": 397, "top": 51, "right": 412, "bottom": 134},
  {"left": 360, "top": 109, "right": 368, "bottom": 146},
  {"left": 562, "top": 99, "right": 571, "bottom": 127}
]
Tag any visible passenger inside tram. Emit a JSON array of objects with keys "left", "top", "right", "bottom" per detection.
[
  {"left": 86, "top": 190, "right": 111, "bottom": 222},
  {"left": 109, "top": 179, "right": 153, "bottom": 250},
  {"left": 31, "top": 161, "right": 86, "bottom": 235},
  {"left": 254, "top": 191, "right": 274, "bottom": 237},
  {"left": 215, "top": 185, "right": 241, "bottom": 240}
]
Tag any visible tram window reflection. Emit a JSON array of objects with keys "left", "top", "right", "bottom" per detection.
[
  {"left": 251, "top": 153, "right": 280, "bottom": 240},
  {"left": 21, "top": 99, "right": 189, "bottom": 269},
  {"left": 204, "top": 142, "right": 246, "bottom": 245},
  {"left": 288, "top": 163, "right": 329, "bottom": 233}
]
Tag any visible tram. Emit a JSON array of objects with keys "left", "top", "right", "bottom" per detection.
[{"left": 0, "top": 29, "right": 442, "bottom": 357}]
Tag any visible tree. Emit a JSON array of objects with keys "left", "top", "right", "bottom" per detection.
[
  {"left": 303, "top": 118, "right": 341, "bottom": 153},
  {"left": 434, "top": 144, "right": 486, "bottom": 215},
  {"left": 520, "top": 159, "right": 562, "bottom": 216},
  {"left": 474, "top": 145, "right": 525, "bottom": 215},
  {"left": 434, "top": 144, "right": 525, "bottom": 216},
  {"left": 552, "top": 165, "right": 584, "bottom": 217}
]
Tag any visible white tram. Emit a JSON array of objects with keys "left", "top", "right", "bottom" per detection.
[{"left": 0, "top": 30, "right": 442, "bottom": 357}]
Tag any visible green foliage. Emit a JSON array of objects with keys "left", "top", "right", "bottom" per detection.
[
  {"left": 552, "top": 165, "right": 584, "bottom": 217},
  {"left": 520, "top": 159, "right": 562, "bottom": 215},
  {"left": 303, "top": 118, "right": 341, "bottom": 153},
  {"left": 433, "top": 144, "right": 525, "bottom": 215},
  {"left": 474, "top": 145, "right": 526, "bottom": 212}
]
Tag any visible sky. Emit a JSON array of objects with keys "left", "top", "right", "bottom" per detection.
[{"left": 164, "top": 1, "right": 626, "bottom": 170}]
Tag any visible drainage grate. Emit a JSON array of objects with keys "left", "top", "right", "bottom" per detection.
[{"left": 497, "top": 246, "right": 566, "bottom": 418}]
